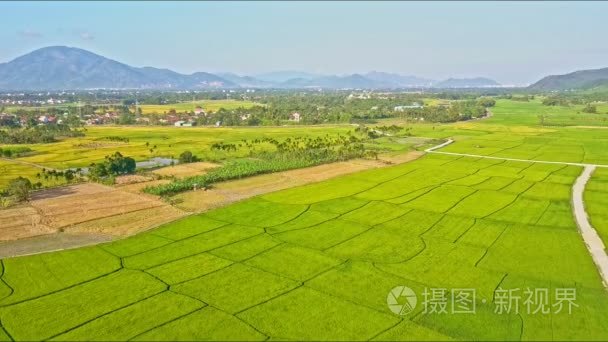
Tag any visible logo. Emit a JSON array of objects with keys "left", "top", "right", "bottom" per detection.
[{"left": 387, "top": 286, "right": 417, "bottom": 315}]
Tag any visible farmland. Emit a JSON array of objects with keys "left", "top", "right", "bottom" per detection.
[
  {"left": 0, "top": 125, "right": 356, "bottom": 189},
  {"left": 1, "top": 97, "right": 608, "bottom": 340},
  {"left": 137, "top": 99, "right": 261, "bottom": 114},
  {"left": 1, "top": 151, "right": 608, "bottom": 340}
]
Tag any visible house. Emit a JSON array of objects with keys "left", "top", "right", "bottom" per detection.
[
  {"left": 174, "top": 120, "right": 193, "bottom": 127},
  {"left": 289, "top": 112, "right": 301, "bottom": 122},
  {"left": 394, "top": 103, "right": 423, "bottom": 111},
  {"left": 194, "top": 106, "right": 205, "bottom": 115},
  {"left": 166, "top": 115, "right": 180, "bottom": 125}
]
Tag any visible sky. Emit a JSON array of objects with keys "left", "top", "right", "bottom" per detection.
[{"left": 1, "top": 1, "right": 608, "bottom": 85}]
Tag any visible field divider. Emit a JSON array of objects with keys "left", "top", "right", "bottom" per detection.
[{"left": 426, "top": 139, "right": 608, "bottom": 168}]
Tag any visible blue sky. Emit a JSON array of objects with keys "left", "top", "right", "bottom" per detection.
[{"left": 2, "top": 1, "right": 607, "bottom": 85}]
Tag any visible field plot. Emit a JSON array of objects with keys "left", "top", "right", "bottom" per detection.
[
  {"left": 138, "top": 99, "right": 261, "bottom": 114},
  {"left": 1, "top": 153, "right": 607, "bottom": 341},
  {"left": 386, "top": 99, "right": 608, "bottom": 166},
  {"left": 6, "top": 125, "right": 351, "bottom": 172},
  {"left": 0, "top": 183, "right": 186, "bottom": 243},
  {"left": 0, "top": 159, "right": 66, "bottom": 189}
]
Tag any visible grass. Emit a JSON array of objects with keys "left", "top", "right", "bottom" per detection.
[{"left": 2, "top": 152, "right": 608, "bottom": 340}]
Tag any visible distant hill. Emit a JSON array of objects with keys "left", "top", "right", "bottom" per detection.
[
  {"left": 216, "top": 73, "right": 275, "bottom": 88},
  {"left": 281, "top": 74, "right": 380, "bottom": 89},
  {"left": 529, "top": 67, "right": 608, "bottom": 90},
  {"left": 363, "top": 71, "right": 435, "bottom": 87},
  {"left": 0, "top": 46, "right": 503, "bottom": 90},
  {"left": 0, "top": 46, "right": 236, "bottom": 90},
  {"left": 433, "top": 77, "right": 500, "bottom": 88},
  {"left": 254, "top": 71, "right": 321, "bottom": 83}
]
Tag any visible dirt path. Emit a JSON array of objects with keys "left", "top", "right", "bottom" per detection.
[
  {"left": 0, "top": 157, "right": 59, "bottom": 171},
  {"left": 572, "top": 166, "right": 608, "bottom": 287},
  {"left": 0, "top": 232, "right": 112, "bottom": 259},
  {"left": 429, "top": 139, "right": 608, "bottom": 287}
]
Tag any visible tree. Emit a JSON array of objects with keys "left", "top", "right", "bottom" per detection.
[
  {"left": 89, "top": 152, "right": 136, "bottom": 180},
  {"left": 582, "top": 104, "right": 597, "bottom": 114},
  {"left": 538, "top": 114, "right": 546, "bottom": 126},
  {"left": 476, "top": 97, "right": 496, "bottom": 108},
  {"left": 179, "top": 151, "right": 199, "bottom": 163},
  {"left": 7, "top": 176, "right": 32, "bottom": 202},
  {"left": 118, "top": 112, "right": 135, "bottom": 125}
]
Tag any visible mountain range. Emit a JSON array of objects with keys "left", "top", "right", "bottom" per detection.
[
  {"left": 529, "top": 67, "right": 608, "bottom": 90},
  {"left": 0, "top": 46, "right": 504, "bottom": 90}
]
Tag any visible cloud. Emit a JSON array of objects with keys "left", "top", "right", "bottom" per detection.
[
  {"left": 17, "top": 29, "right": 43, "bottom": 39},
  {"left": 79, "top": 31, "right": 95, "bottom": 41}
]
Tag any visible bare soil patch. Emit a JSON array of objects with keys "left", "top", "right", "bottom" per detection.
[
  {"left": 0, "top": 182, "right": 185, "bottom": 242},
  {"left": 116, "top": 179, "right": 171, "bottom": 194},
  {"left": 67, "top": 205, "right": 186, "bottom": 236}
]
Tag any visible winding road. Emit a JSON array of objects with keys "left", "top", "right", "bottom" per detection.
[{"left": 428, "top": 139, "right": 608, "bottom": 287}]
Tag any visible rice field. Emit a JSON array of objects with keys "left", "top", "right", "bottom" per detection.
[
  {"left": 1, "top": 98, "right": 608, "bottom": 340},
  {"left": 1, "top": 98, "right": 607, "bottom": 188},
  {"left": 1, "top": 153, "right": 607, "bottom": 340},
  {"left": 7, "top": 125, "right": 353, "bottom": 170},
  {"left": 137, "top": 99, "right": 261, "bottom": 114}
]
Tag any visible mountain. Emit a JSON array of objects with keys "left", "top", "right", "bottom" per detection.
[
  {"left": 0, "top": 46, "right": 504, "bottom": 90},
  {"left": 254, "top": 71, "right": 321, "bottom": 83},
  {"left": 281, "top": 74, "right": 382, "bottom": 89},
  {"left": 0, "top": 46, "right": 236, "bottom": 90},
  {"left": 216, "top": 73, "right": 275, "bottom": 88},
  {"left": 363, "top": 71, "right": 435, "bottom": 87},
  {"left": 433, "top": 77, "right": 500, "bottom": 88},
  {"left": 529, "top": 67, "right": 608, "bottom": 90}
]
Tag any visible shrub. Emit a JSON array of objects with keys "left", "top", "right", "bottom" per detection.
[
  {"left": 179, "top": 151, "right": 199, "bottom": 164},
  {"left": 582, "top": 104, "right": 597, "bottom": 114},
  {"left": 7, "top": 177, "right": 32, "bottom": 202},
  {"left": 89, "top": 152, "right": 136, "bottom": 180}
]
